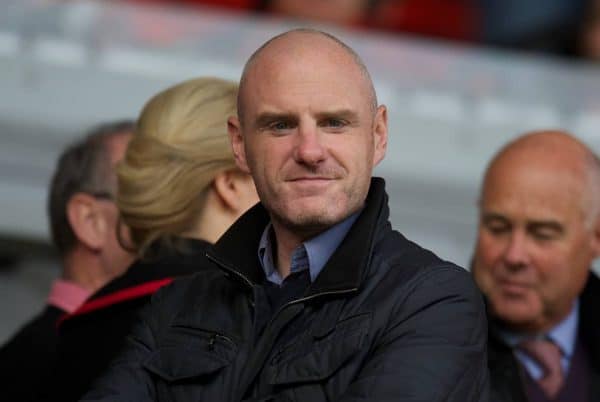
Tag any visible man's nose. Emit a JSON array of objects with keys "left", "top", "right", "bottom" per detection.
[
  {"left": 503, "top": 231, "right": 530, "bottom": 269},
  {"left": 293, "top": 123, "right": 326, "bottom": 165}
]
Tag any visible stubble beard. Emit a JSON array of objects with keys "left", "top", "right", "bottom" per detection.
[{"left": 268, "top": 189, "right": 365, "bottom": 240}]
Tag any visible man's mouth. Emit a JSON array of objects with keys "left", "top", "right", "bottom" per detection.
[{"left": 497, "top": 279, "right": 532, "bottom": 296}]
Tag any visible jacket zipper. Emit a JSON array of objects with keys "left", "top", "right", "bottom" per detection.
[{"left": 206, "top": 252, "right": 359, "bottom": 323}]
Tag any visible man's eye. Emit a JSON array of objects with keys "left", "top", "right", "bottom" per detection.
[
  {"left": 270, "top": 121, "right": 292, "bottom": 131},
  {"left": 485, "top": 222, "right": 509, "bottom": 235},
  {"left": 531, "top": 229, "right": 559, "bottom": 241},
  {"left": 323, "top": 119, "right": 345, "bottom": 128},
  {"left": 488, "top": 226, "right": 507, "bottom": 234}
]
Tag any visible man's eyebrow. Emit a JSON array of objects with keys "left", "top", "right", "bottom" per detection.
[
  {"left": 314, "top": 109, "right": 359, "bottom": 120},
  {"left": 254, "top": 112, "right": 297, "bottom": 128},
  {"left": 527, "top": 220, "right": 564, "bottom": 232}
]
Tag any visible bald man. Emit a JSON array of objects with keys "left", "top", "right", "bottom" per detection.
[
  {"left": 83, "top": 30, "right": 488, "bottom": 402},
  {"left": 472, "top": 131, "right": 600, "bottom": 402}
]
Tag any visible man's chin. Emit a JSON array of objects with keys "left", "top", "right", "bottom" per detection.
[
  {"left": 274, "top": 209, "right": 342, "bottom": 235},
  {"left": 286, "top": 214, "right": 335, "bottom": 231},
  {"left": 492, "top": 302, "right": 542, "bottom": 330}
]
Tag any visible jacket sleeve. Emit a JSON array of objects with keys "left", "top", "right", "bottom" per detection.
[
  {"left": 79, "top": 292, "right": 163, "bottom": 401},
  {"left": 339, "top": 265, "right": 490, "bottom": 402}
]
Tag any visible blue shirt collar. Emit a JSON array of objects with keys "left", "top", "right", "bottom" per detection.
[
  {"left": 258, "top": 210, "right": 361, "bottom": 285},
  {"left": 549, "top": 300, "right": 579, "bottom": 359},
  {"left": 499, "top": 300, "right": 579, "bottom": 359}
]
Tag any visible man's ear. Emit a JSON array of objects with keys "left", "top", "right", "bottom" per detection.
[
  {"left": 212, "top": 170, "right": 251, "bottom": 214},
  {"left": 228, "top": 116, "right": 250, "bottom": 174},
  {"left": 372, "top": 105, "right": 388, "bottom": 166},
  {"left": 66, "top": 193, "right": 107, "bottom": 251}
]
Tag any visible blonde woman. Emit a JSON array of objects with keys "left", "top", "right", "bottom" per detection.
[{"left": 53, "top": 78, "right": 258, "bottom": 401}]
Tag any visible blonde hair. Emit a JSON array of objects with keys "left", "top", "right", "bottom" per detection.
[{"left": 117, "top": 77, "right": 238, "bottom": 256}]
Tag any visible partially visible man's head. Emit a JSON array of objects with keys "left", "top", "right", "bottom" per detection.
[
  {"left": 48, "top": 121, "right": 134, "bottom": 278},
  {"left": 472, "top": 130, "right": 600, "bottom": 333},
  {"left": 229, "top": 29, "right": 388, "bottom": 238}
]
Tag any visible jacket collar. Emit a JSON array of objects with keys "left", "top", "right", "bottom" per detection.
[
  {"left": 93, "top": 237, "right": 212, "bottom": 299},
  {"left": 207, "top": 177, "right": 390, "bottom": 296}
]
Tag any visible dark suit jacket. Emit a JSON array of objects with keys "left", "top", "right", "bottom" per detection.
[
  {"left": 48, "top": 238, "right": 210, "bottom": 402},
  {"left": 0, "top": 304, "right": 64, "bottom": 402},
  {"left": 487, "top": 273, "right": 600, "bottom": 402}
]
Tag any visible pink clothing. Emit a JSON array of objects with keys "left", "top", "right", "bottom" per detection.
[{"left": 47, "top": 279, "right": 91, "bottom": 313}]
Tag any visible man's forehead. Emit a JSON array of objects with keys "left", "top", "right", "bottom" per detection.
[
  {"left": 486, "top": 147, "right": 587, "bottom": 190},
  {"left": 245, "top": 88, "right": 364, "bottom": 127},
  {"left": 480, "top": 176, "right": 586, "bottom": 225},
  {"left": 480, "top": 205, "right": 567, "bottom": 225},
  {"left": 246, "top": 53, "right": 367, "bottom": 103}
]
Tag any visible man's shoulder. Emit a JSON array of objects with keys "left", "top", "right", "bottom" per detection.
[
  {"left": 368, "top": 229, "right": 482, "bottom": 314},
  {"left": 580, "top": 272, "right": 600, "bottom": 331},
  {"left": 582, "top": 272, "right": 600, "bottom": 303},
  {"left": 0, "top": 304, "right": 62, "bottom": 361},
  {"left": 374, "top": 229, "right": 470, "bottom": 285},
  {"left": 579, "top": 272, "right": 600, "bottom": 363}
]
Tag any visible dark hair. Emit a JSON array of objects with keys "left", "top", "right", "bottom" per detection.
[{"left": 47, "top": 120, "right": 134, "bottom": 257}]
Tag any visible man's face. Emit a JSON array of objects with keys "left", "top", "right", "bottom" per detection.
[
  {"left": 472, "top": 157, "right": 598, "bottom": 332},
  {"left": 230, "top": 36, "right": 387, "bottom": 236}
]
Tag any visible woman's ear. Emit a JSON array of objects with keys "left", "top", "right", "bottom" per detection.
[
  {"left": 212, "top": 170, "right": 258, "bottom": 215},
  {"left": 66, "top": 193, "right": 108, "bottom": 252}
]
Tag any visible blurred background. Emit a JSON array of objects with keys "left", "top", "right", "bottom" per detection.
[{"left": 2, "top": 0, "right": 600, "bottom": 343}]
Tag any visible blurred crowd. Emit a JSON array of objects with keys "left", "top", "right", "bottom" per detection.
[{"left": 126, "top": 0, "right": 600, "bottom": 60}]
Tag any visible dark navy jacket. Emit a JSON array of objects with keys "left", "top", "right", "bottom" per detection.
[{"left": 83, "top": 178, "right": 489, "bottom": 402}]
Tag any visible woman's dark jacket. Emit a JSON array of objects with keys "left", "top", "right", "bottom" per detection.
[{"left": 51, "top": 239, "right": 209, "bottom": 401}]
